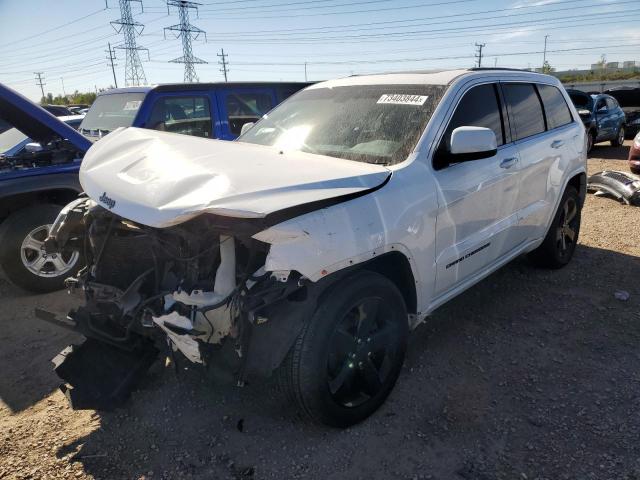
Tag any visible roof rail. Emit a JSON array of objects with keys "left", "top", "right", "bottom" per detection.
[{"left": 469, "top": 67, "right": 532, "bottom": 72}]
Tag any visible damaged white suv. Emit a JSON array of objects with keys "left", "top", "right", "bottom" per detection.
[{"left": 42, "top": 69, "right": 586, "bottom": 427}]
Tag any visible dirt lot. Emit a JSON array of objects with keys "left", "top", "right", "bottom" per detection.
[{"left": 1, "top": 142, "right": 639, "bottom": 480}]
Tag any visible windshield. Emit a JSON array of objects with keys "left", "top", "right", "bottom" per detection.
[
  {"left": 0, "top": 128, "right": 28, "bottom": 154},
  {"left": 568, "top": 92, "right": 593, "bottom": 111},
  {"left": 239, "top": 84, "right": 446, "bottom": 165},
  {"left": 79, "top": 92, "right": 145, "bottom": 134}
]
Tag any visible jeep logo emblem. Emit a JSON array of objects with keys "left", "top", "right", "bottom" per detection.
[{"left": 99, "top": 192, "right": 116, "bottom": 210}]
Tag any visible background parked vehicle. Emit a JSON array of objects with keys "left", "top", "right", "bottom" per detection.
[
  {"left": 605, "top": 86, "right": 640, "bottom": 138},
  {"left": 0, "top": 85, "right": 91, "bottom": 292},
  {"left": 629, "top": 132, "right": 640, "bottom": 174},
  {"left": 78, "top": 82, "right": 310, "bottom": 141},
  {"left": 42, "top": 104, "right": 73, "bottom": 116},
  {"left": 567, "top": 89, "right": 626, "bottom": 152}
]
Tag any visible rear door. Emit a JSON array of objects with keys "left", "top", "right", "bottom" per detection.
[
  {"left": 433, "top": 82, "right": 522, "bottom": 296},
  {"left": 145, "top": 92, "right": 214, "bottom": 139},
  {"left": 507, "top": 82, "right": 579, "bottom": 243},
  {"left": 216, "top": 87, "right": 276, "bottom": 140}
]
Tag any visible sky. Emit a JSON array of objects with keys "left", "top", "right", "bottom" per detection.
[{"left": 1, "top": 0, "right": 639, "bottom": 101}]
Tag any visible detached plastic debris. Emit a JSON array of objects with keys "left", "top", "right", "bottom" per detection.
[{"left": 587, "top": 171, "right": 640, "bottom": 206}]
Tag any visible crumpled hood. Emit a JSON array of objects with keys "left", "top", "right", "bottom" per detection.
[{"left": 80, "top": 127, "right": 391, "bottom": 228}]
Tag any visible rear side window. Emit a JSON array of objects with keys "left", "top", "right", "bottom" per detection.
[
  {"left": 606, "top": 97, "right": 618, "bottom": 110},
  {"left": 148, "top": 96, "right": 212, "bottom": 138},
  {"left": 503, "top": 83, "right": 546, "bottom": 140},
  {"left": 538, "top": 85, "right": 573, "bottom": 129},
  {"left": 226, "top": 92, "right": 274, "bottom": 136}
]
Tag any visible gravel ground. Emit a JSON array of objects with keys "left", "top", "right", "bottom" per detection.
[{"left": 1, "top": 141, "right": 639, "bottom": 480}]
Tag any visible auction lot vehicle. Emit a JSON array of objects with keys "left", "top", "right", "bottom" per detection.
[
  {"left": 78, "top": 82, "right": 310, "bottom": 141},
  {"left": 42, "top": 69, "right": 587, "bottom": 427},
  {"left": 0, "top": 86, "right": 91, "bottom": 292},
  {"left": 629, "top": 132, "right": 640, "bottom": 174},
  {"left": 605, "top": 86, "right": 640, "bottom": 138},
  {"left": 567, "top": 89, "right": 626, "bottom": 153},
  {"left": 0, "top": 82, "right": 307, "bottom": 293}
]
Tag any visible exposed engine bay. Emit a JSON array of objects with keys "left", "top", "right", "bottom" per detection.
[
  {"left": 0, "top": 138, "right": 80, "bottom": 172},
  {"left": 39, "top": 197, "right": 317, "bottom": 409}
]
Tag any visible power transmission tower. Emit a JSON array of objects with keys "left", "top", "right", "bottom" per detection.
[
  {"left": 542, "top": 34, "right": 549, "bottom": 69},
  {"left": 106, "top": 42, "right": 119, "bottom": 88},
  {"left": 34, "top": 72, "right": 46, "bottom": 101},
  {"left": 217, "top": 48, "right": 229, "bottom": 82},
  {"left": 111, "top": 0, "right": 148, "bottom": 86},
  {"left": 165, "top": 0, "right": 207, "bottom": 83},
  {"left": 474, "top": 43, "right": 486, "bottom": 68}
]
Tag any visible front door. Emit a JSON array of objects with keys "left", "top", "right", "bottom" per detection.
[{"left": 433, "top": 82, "right": 521, "bottom": 296}]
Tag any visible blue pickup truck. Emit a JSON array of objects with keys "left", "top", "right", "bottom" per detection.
[{"left": 0, "top": 81, "right": 309, "bottom": 292}]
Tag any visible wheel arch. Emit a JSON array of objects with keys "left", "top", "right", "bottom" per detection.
[
  {"left": 351, "top": 251, "right": 417, "bottom": 315},
  {"left": 567, "top": 171, "right": 587, "bottom": 207}
]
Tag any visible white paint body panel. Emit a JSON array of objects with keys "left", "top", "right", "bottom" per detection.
[
  {"left": 77, "top": 69, "right": 586, "bottom": 321},
  {"left": 79, "top": 127, "right": 390, "bottom": 228}
]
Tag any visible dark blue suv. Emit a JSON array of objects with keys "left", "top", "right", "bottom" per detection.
[
  {"left": 0, "top": 81, "right": 308, "bottom": 292},
  {"left": 567, "top": 89, "right": 626, "bottom": 153},
  {"left": 79, "top": 82, "right": 309, "bottom": 142}
]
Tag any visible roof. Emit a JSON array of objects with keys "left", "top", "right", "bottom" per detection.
[
  {"left": 307, "top": 68, "right": 558, "bottom": 89},
  {"left": 98, "top": 81, "right": 312, "bottom": 96}
]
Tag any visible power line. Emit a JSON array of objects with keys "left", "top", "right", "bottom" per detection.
[
  {"left": 198, "top": 0, "right": 480, "bottom": 20},
  {"left": 202, "top": 0, "right": 637, "bottom": 37},
  {"left": 111, "top": 0, "right": 148, "bottom": 86},
  {"left": 217, "top": 48, "right": 229, "bottom": 82},
  {"left": 34, "top": 72, "right": 46, "bottom": 101},
  {"left": 165, "top": 0, "right": 207, "bottom": 83},
  {"left": 0, "top": 7, "right": 108, "bottom": 49}
]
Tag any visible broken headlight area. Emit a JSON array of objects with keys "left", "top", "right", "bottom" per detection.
[{"left": 38, "top": 204, "right": 309, "bottom": 410}]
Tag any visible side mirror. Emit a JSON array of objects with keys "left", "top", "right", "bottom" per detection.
[
  {"left": 25, "top": 142, "right": 43, "bottom": 153},
  {"left": 240, "top": 122, "right": 255, "bottom": 136},
  {"left": 449, "top": 126, "right": 497, "bottom": 160}
]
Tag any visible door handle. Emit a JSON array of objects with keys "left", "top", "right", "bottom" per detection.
[
  {"left": 500, "top": 157, "right": 518, "bottom": 169},
  {"left": 551, "top": 140, "right": 564, "bottom": 149}
]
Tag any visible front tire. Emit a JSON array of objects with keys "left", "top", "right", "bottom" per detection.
[
  {"left": 528, "top": 186, "right": 581, "bottom": 269},
  {"left": 611, "top": 126, "right": 625, "bottom": 147},
  {"left": 279, "top": 271, "right": 408, "bottom": 427},
  {"left": 0, "top": 204, "right": 82, "bottom": 293}
]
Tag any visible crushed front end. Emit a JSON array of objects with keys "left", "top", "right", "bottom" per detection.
[{"left": 39, "top": 199, "right": 308, "bottom": 409}]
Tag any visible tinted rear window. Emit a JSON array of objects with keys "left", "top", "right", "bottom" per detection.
[
  {"left": 538, "top": 85, "right": 573, "bottom": 129},
  {"left": 503, "top": 83, "right": 546, "bottom": 140}
]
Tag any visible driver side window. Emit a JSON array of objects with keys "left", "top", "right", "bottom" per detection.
[{"left": 434, "top": 83, "right": 504, "bottom": 170}]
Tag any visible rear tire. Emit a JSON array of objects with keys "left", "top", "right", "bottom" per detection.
[
  {"left": 528, "top": 186, "right": 581, "bottom": 269},
  {"left": 278, "top": 271, "right": 408, "bottom": 427},
  {"left": 0, "top": 204, "right": 82, "bottom": 293},
  {"left": 611, "top": 126, "right": 625, "bottom": 147},
  {"left": 586, "top": 130, "right": 595, "bottom": 154}
]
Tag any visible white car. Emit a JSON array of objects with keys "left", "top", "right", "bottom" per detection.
[{"left": 44, "top": 69, "right": 586, "bottom": 426}]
